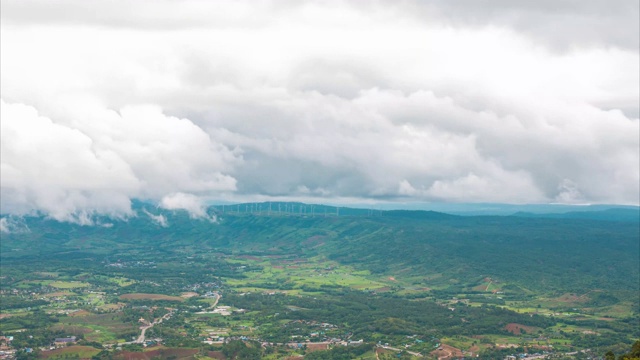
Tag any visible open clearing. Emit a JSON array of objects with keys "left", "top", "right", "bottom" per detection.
[
  {"left": 50, "top": 281, "right": 91, "bottom": 289},
  {"left": 431, "top": 344, "right": 464, "bottom": 360},
  {"left": 181, "top": 292, "right": 199, "bottom": 298},
  {"left": 63, "top": 313, "right": 138, "bottom": 343},
  {"left": 504, "top": 323, "right": 541, "bottom": 335},
  {"left": 69, "top": 310, "right": 92, "bottom": 317},
  {"left": 44, "top": 291, "right": 75, "bottom": 297},
  {"left": 119, "top": 293, "right": 184, "bottom": 301},
  {"left": 51, "top": 324, "right": 94, "bottom": 334},
  {"left": 115, "top": 348, "right": 198, "bottom": 360},
  {"left": 41, "top": 346, "right": 101, "bottom": 359},
  {"left": 224, "top": 256, "right": 390, "bottom": 293}
]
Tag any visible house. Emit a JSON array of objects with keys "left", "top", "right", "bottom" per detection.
[{"left": 54, "top": 336, "right": 76, "bottom": 348}]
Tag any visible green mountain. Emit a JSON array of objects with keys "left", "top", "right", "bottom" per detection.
[{"left": 3, "top": 202, "right": 638, "bottom": 295}]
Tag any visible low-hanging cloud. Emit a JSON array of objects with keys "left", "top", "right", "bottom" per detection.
[
  {"left": 1, "top": 0, "right": 638, "bottom": 221},
  {"left": 1, "top": 100, "right": 238, "bottom": 221},
  {"left": 143, "top": 209, "right": 169, "bottom": 227},
  {"left": 0, "top": 216, "right": 30, "bottom": 234},
  {"left": 160, "top": 192, "right": 211, "bottom": 220}
]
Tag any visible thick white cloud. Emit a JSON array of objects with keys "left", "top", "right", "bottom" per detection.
[
  {"left": 1, "top": 100, "right": 138, "bottom": 221},
  {"left": 1, "top": 100, "right": 238, "bottom": 221},
  {"left": 1, "top": 0, "right": 638, "bottom": 219},
  {"left": 160, "top": 192, "right": 206, "bottom": 219},
  {"left": 159, "top": 192, "right": 219, "bottom": 221}
]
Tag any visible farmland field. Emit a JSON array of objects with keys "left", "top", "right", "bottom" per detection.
[
  {"left": 40, "top": 346, "right": 101, "bottom": 359},
  {"left": 49, "top": 281, "right": 91, "bottom": 289},
  {"left": 119, "top": 293, "right": 184, "bottom": 302}
]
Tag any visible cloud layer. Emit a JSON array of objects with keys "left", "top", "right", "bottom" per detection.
[{"left": 1, "top": 0, "right": 638, "bottom": 220}]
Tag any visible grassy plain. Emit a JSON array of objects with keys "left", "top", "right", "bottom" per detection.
[
  {"left": 49, "top": 281, "right": 91, "bottom": 289},
  {"left": 40, "top": 346, "right": 101, "bottom": 359},
  {"left": 62, "top": 313, "right": 138, "bottom": 343},
  {"left": 119, "top": 293, "right": 184, "bottom": 301}
]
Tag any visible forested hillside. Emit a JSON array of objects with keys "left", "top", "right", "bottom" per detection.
[{"left": 3, "top": 203, "right": 637, "bottom": 296}]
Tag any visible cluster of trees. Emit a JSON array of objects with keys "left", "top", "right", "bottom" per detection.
[
  {"left": 0, "top": 310, "right": 58, "bottom": 332},
  {"left": 221, "top": 340, "right": 261, "bottom": 360},
  {"left": 606, "top": 340, "right": 640, "bottom": 360},
  {"left": 223, "top": 291, "right": 554, "bottom": 341},
  {"left": 0, "top": 297, "right": 49, "bottom": 310}
]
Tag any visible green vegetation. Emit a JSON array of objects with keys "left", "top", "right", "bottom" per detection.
[{"left": 1, "top": 202, "right": 638, "bottom": 359}]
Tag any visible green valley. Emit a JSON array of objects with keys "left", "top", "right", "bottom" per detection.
[{"left": 1, "top": 203, "right": 638, "bottom": 360}]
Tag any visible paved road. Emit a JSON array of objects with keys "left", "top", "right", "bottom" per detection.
[
  {"left": 194, "top": 294, "right": 223, "bottom": 314},
  {"left": 211, "top": 294, "right": 220, "bottom": 308},
  {"left": 377, "top": 345, "right": 423, "bottom": 357},
  {"left": 130, "top": 295, "right": 219, "bottom": 344},
  {"left": 122, "top": 310, "right": 174, "bottom": 345}
]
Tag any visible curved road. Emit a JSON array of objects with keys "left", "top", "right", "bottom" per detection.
[
  {"left": 377, "top": 345, "right": 423, "bottom": 357},
  {"left": 121, "top": 310, "right": 174, "bottom": 345},
  {"left": 131, "top": 294, "right": 219, "bottom": 344}
]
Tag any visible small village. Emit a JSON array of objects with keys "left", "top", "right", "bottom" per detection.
[{"left": 0, "top": 267, "right": 633, "bottom": 360}]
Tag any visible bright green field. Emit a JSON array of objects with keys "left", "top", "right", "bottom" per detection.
[{"left": 50, "top": 281, "right": 91, "bottom": 289}]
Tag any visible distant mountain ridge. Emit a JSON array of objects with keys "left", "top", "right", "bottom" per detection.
[{"left": 512, "top": 208, "right": 639, "bottom": 222}]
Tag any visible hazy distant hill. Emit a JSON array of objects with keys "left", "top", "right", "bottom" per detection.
[
  {"left": 329, "top": 202, "right": 640, "bottom": 216},
  {"left": 512, "top": 208, "right": 639, "bottom": 222}
]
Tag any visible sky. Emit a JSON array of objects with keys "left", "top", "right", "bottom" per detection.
[{"left": 1, "top": 0, "right": 639, "bottom": 222}]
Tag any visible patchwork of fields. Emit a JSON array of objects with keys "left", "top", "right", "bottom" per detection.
[{"left": 1, "top": 205, "right": 638, "bottom": 359}]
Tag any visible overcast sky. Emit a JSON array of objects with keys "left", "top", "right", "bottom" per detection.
[{"left": 1, "top": 0, "right": 639, "bottom": 221}]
